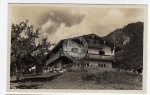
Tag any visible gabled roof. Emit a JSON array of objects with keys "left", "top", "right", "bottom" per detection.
[
  {"left": 82, "top": 34, "right": 122, "bottom": 51},
  {"left": 50, "top": 34, "right": 122, "bottom": 53}
]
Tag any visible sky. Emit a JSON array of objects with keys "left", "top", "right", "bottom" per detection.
[{"left": 10, "top": 4, "right": 145, "bottom": 44}]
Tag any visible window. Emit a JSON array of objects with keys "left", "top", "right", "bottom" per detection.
[
  {"left": 98, "top": 63, "right": 100, "bottom": 67},
  {"left": 99, "top": 51, "right": 105, "bottom": 55},
  {"left": 87, "top": 62, "right": 89, "bottom": 66},
  {"left": 104, "top": 64, "right": 106, "bottom": 68},
  {"left": 100, "top": 64, "right": 103, "bottom": 68},
  {"left": 99, "top": 64, "right": 106, "bottom": 68}
]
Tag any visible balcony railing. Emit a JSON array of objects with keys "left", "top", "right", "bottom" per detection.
[
  {"left": 46, "top": 50, "right": 64, "bottom": 66},
  {"left": 87, "top": 53, "right": 114, "bottom": 61},
  {"left": 88, "top": 43, "right": 103, "bottom": 49},
  {"left": 46, "top": 51, "right": 114, "bottom": 66}
]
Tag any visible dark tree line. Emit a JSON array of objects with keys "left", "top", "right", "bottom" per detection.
[{"left": 104, "top": 22, "right": 143, "bottom": 70}]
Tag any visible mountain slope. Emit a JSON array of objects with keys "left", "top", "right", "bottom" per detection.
[{"left": 104, "top": 22, "right": 143, "bottom": 69}]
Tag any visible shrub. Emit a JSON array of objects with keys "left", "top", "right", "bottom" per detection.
[
  {"left": 66, "top": 68, "right": 79, "bottom": 72},
  {"left": 95, "top": 71, "right": 142, "bottom": 85},
  {"left": 81, "top": 72, "right": 96, "bottom": 81}
]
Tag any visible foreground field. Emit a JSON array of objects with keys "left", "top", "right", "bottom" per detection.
[{"left": 10, "top": 69, "right": 142, "bottom": 90}]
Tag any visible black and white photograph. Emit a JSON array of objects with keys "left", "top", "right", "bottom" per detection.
[{"left": 8, "top": 4, "right": 147, "bottom": 93}]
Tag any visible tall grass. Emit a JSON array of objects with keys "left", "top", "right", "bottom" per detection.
[{"left": 81, "top": 70, "right": 142, "bottom": 85}]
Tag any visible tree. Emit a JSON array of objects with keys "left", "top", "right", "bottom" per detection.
[
  {"left": 33, "top": 38, "right": 51, "bottom": 74},
  {"left": 104, "top": 22, "right": 143, "bottom": 69},
  {"left": 11, "top": 20, "right": 51, "bottom": 81}
]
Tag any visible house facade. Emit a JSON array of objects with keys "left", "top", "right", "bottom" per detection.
[{"left": 45, "top": 34, "right": 122, "bottom": 71}]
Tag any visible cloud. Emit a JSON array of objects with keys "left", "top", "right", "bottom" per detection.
[
  {"left": 44, "top": 8, "right": 144, "bottom": 44},
  {"left": 41, "top": 9, "right": 85, "bottom": 36},
  {"left": 11, "top": 6, "right": 145, "bottom": 44}
]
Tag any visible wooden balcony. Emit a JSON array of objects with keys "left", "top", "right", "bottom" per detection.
[
  {"left": 46, "top": 51, "right": 65, "bottom": 66},
  {"left": 46, "top": 51, "right": 114, "bottom": 66},
  {"left": 86, "top": 53, "right": 114, "bottom": 61}
]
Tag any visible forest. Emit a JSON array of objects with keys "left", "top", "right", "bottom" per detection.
[{"left": 104, "top": 22, "right": 143, "bottom": 69}]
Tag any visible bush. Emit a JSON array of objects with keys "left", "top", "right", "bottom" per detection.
[
  {"left": 81, "top": 72, "right": 96, "bottom": 81},
  {"left": 95, "top": 71, "right": 142, "bottom": 85},
  {"left": 66, "top": 68, "right": 79, "bottom": 72},
  {"left": 66, "top": 67, "right": 88, "bottom": 72}
]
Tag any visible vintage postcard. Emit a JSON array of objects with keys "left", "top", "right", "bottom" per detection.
[{"left": 7, "top": 4, "right": 147, "bottom": 94}]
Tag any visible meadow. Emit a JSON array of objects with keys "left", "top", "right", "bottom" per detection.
[{"left": 10, "top": 67, "right": 142, "bottom": 90}]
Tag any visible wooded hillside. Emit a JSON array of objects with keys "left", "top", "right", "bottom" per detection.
[{"left": 104, "top": 22, "right": 143, "bottom": 69}]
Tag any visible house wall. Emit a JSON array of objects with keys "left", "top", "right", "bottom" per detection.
[
  {"left": 101, "top": 45, "right": 114, "bottom": 55},
  {"left": 88, "top": 48, "right": 100, "bottom": 54},
  {"left": 88, "top": 60, "right": 112, "bottom": 68}
]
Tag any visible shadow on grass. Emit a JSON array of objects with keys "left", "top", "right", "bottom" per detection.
[
  {"left": 26, "top": 73, "right": 43, "bottom": 77},
  {"left": 11, "top": 73, "right": 62, "bottom": 83}
]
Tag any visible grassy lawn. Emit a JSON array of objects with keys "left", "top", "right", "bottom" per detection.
[{"left": 10, "top": 69, "right": 142, "bottom": 90}]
